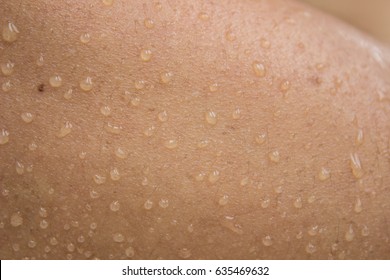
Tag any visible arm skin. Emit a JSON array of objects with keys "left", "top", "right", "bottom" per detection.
[{"left": 0, "top": 0, "right": 390, "bottom": 259}]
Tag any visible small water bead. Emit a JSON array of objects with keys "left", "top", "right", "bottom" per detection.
[
  {"left": 209, "top": 83, "right": 219, "bottom": 92},
  {"left": 160, "top": 72, "right": 173, "bottom": 84},
  {"left": 354, "top": 198, "right": 363, "bottom": 213},
  {"left": 280, "top": 80, "right": 291, "bottom": 92},
  {"left": 345, "top": 224, "right": 355, "bottom": 242},
  {"left": 57, "top": 121, "right": 72, "bottom": 138},
  {"left": 307, "top": 195, "right": 316, "bottom": 204},
  {"left": 28, "top": 240, "right": 37, "bottom": 248},
  {"left": 141, "top": 177, "right": 149, "bottom": 186},
  {"left": 0, "top": 129, "right": 10, "bottom": 144},
  {"left": 113, "top": 233, "right": 124, "bottom": 243},
  {"left": 12, "top": 243, "right": 20, "bottom": 252},
  {"left": 252, "top": 61, "right": 266, "bottom": 77},
  {"left": 80, "top": 77, "right": 93, "bottom": 91},
  {"left": 2, "top": 188, "right": 9, "bottom": 197},
  {"left": 100, "top": 105, "right": 111, "bottom": 116},
  {"left": 2, "top": 22, "right": 19, "bottom": 42},
  {"left": 49, "top": 237, "right": 58, "bottom": 246},
  {"left": 15, "top": 161, "right": 25, "bottom": 175},
  {"left": 26, "top": 164, "right": 33, "bottom": 172},
  {"left": 2, "top": 81, "right": 12, "bottom": 92},
  {"left": 158, "top": 110, "right": 168, "bottom": 122},
  {"left": 144, "top": 199, "right": 153, "bottom": 210},
  {"left": 305, "top": 243, "right": 316, "bottom": 254},
  {"left": 134, "top": 80, "right": 146, "bottom": 90},
  {"left": 125, "top": 247, "right": 135, "bottom": 258},
  {"left": 262, "top": 235, "right": 273, "bottom": 246},
  {"left": 218, "top": 195, "right": 229, "bottom": 206},
  {"left": 240, "top": 177, "right": 249, "bottom": 186},
  {"left": 187, "top": 224, "right": 194, "bottom": 233},
  {"left": 197, "top": 139, "right": 209, "bottom": 148},
  {"left": 115, "top": 147, "right": 128, "bottom": 159},
  {"left": 350, "top": 153, "right": 364, "bottom": 179},
  {"left": 355, "top": 128, "right": 364, "bottom": 146},
  {"left": 144, "top": 126, "right": 156, "bottom": 137},
  {"left": 294, "top": 197, "right": 302, "bottom": 208},
  {"left": 1, "top": 61, "right": 15, "bottom": 75},
  {"left": 109, "top": 200, "right": 120, "bottom": 212},
  {"left": 140, "top": 49, "right": 152, "bottom": 61},
  {"left": 36, "top": 54, "right": 44, "bottom": 66},
  {"left": 268, "top": 150, "right": 280, "bottom": 163},
  {"left": 225, "top": 30, "right": 236, "bottom": 41},
  {"left": 308, "top": 225, "right": 319, "bottom": 236},
  {"left": 28, "top": 142, "right": 37, "bottom": 151},
  {"left": 178, "top": 248, "right": 192, "bottom": 259},
  {"left": 205, "top": 111, "right": 218, "bottom": 125},
  {"left": 131, "top": 96, "right": 141, "bottom": 106},
  {"left": 275, "top": 185, "right": 284, "bottom": 194},
  {"left": 79, "top": 151, "right": 86, "bottom": 159},
  {"left": 361, "top": 225, "right": 370, "bottom": 237},
  {"left": 261, "top": 197, "right": 270, "bottom": 208},
  {"left": 232, "top": 108, "right": 241, "bottom": 120},
  {"left": 90, "top": 222, "right": 98, "bottom": 230},
  {"left": 208, "top": 169, "right": 220, "bottom": 184},
  {"left": 296, "top": 231, "right": 303, "bottom": 239},
  {"left": 110, "top": 168, "right": 121, "bottom": 181},
  {"left": 318, "top": 167, "right": 330, "bottom": 181},
  {"left": 93, "top": 174, "right": 106, "bottom": 185},
  {"left": 77, "top": 235, "right": 85, "bottom": 243},
  {"left": 198, "top": 12, "right": 210, "bottom": 21},
  {"left": 254, "top": 132, "right": 267, "bottom": 145},
  {"left": 105, "top": 123, "right": 122, "bottom": 134},
  {"left": 195, "top": 171, "right": 206, "bottom": 182},
  {"left": 260, "top": 38, "right": 271, "bottom": 49},
  {"left": 49, "top": 75, "right": 63, "bottom": 88},
  {"left": 10, "top": 212, "right": 23, "bottom": 227},
  {"left": 158, "top": 198, "right": 169, "bottom": 208},
  {"left": 21, "top": 112, "right": 34, "bottom": 123},
  {"left": 102, "top": 0, "right": 114, "bottom": 6},
  {"left": 39, "top": 207, "right": 48, "bottom": 218},
  {"left": 144, "top": 18, "right": 155, "bottom": 29},
  {"left": 40, "top": 219, "right": 48, "bottom": 229},
  {"left": 80, "top": 33, "right": 91, "bottom": 44},
  {"left": 67, "top": 243, "right": 75, "bottom": 252},
  {"left": 164, "top": 139, "right": 178, "bottom": 149}
]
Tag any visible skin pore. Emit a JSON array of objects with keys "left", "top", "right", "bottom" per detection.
[{"left": 0, "top": 0, "right": 390, "bottom": 259}]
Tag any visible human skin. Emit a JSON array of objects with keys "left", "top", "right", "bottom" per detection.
[{"left": 0, "top": 0, "right": 390, "bottom": 260}]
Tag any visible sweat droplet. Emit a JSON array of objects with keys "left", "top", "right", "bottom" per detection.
[
  {"left": 80, "top": 33, "right": 91, "bottom": 44},
  {"left": 178, "top": 248, "right": 192, "bottom": 259},
  {"left": 318, "top": 167, "right": 330, "bottom": 181},
  {"left": 158, "top": 111, "right": 168, "bottom": 122},
  {"left": 252, "top": 62, "right": 266, "bottom": 77},
  {"left": 15, "top": 161, "right": 24, "bottom": 175},
  {"left": 2, "top": 22, "right": 19, "bottom": 42},
  {"left": 125, "top": 247, "right": 135, "bottom": 257},
  {"left": 110, "top": 168, "right": 121, "bottom": 181},
  {"left": 102, "top": 0, "right": 114, "bottom": 6},
  {"left": 57, "top": 121, "right": 72, "bottom": 138},
  {"left": 100, "top": 105, "right": 111, "bottom": 116},
  {"left": 21, "top": 112, "right": 34, "bottom": 123},
  {"left": 80, "top": 77, "right": 93, "bottom": 91},
  {"left": 345, "top": 224, "right": 355, "bottom": 241},
  {"left": 144, "top": 18, "right": 155, "bottom": 29},
  {"left": 355, "top": 128, "right": 364, "bottom": 146},
  {"left": 305, "top": 243, "right": 316, "bottom": 254},
  {"left": 144, "top": 126, "right": 155, "bottom": 137},
  {"left": 0, "top": 129, "right": 10, "bottom": 144},
  {"left": 294, "top": 197, "right": 302, "bottom": 208},
  {"left": 1, "top": 61, "right": 15, "bottom": 75},
  {"left": 255, "top": 133, "right": 267, "bottom": 145},
  {"left": 164, "top": 139, "right": 178, "bottom": 149},
  {"left": 160, "top": 72, "right": 173, "bottom": 84},
  {"left": 144, "top": 199, "right": 153, "bottom": 210},
  {"left": 113, "top": 233, "right": 124, "bottom": 243},
  {"left": 354, "top": 198, "right": 362, "bottom": 213},
  {"left": 49, "top": 75, "right": 63, "bottom": 88},
  {"left": 10, "top": 212, "right": 23, "bottom": 227},
  {"left": 208, "top": 169, "right": 220, "bottom": 184},
  {"left": 262, "top": 235, "right": 273, "bottom": 246},
  {"left": 218, "top": 195, "right": 229, "bottom": 206},
  {"left": 205, "top": 111, "right": 217, "bottom": 125},
  {"left": 105, "top": 123, "right": 122, "bottom": 134},
  {"left": 115, "top": 147, "right": 128, "bottom": 159},
  {"left": 232, "top": 108, "right": 241, "bottom": 120},
  {"left": 93, "top": 174, "right": 106, "bottom": 185},
  {"left": 268, "top": 150, "right": 280, "bottom": 163},
  {"left": 140, "top": 49, "right": 152, "bottom": 61},
  {"left": 280, "top": 80, "right": 290, "bottom": 92},
  {"left": 350, "top": 153, "right": 364, "bottom": 179},
  {"left": 158, "top": 198, "right": 169, "bottom": 208},
  {"left": 110, "top": 200, "right": 120, "bottom": 212}
]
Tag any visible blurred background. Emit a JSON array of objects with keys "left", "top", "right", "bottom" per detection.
[{"left": 299, "top": 0, "right": 390, "bottom": 44}]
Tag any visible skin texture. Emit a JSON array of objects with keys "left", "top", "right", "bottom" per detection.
[{"left": 0, "top": 0, "right": 390, "bottom": 260}]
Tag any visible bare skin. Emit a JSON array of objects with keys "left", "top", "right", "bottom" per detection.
[{"left": 0, "top": 0, "right": 390, "bottom": 260}]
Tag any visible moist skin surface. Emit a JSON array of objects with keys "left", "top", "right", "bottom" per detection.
[{"left": 0, "top": 0, "right": 390, "bottom": 259}]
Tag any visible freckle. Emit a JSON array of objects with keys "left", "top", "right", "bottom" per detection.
[
  {"left": 115, "top": 147, "right": 128, "bottom": 159},
  {"left": 269, "top": 150, "right": 280, "bottom": 163},
  {"left": 102, "top": 0, "right": 114, "bottom": 6},
  {"left": 318, "top": 167, "right": 330, "bottom": 181},
  {"left": 64, "top": 89, "right": 73, "bottom": 99},
  {"left": 218, "top": 194, "right": 229, "bottom": 206},
  {"left": 294, "top": 197, "right": 302, "bottom": 208},
  {"left": 105, "top": 122, "right": 122, "bottom": 134},
  {"left": 2, "top": 80, "right": 12, "bottom": 92},
  {"left": 140, "top": 49, "right": 152, "bottom": 61},
  {"left": 240, "top": 177, "right": 249, "bottom": 186},
  {"left": 255, "top": 133, "right": 267, "bottom": 145},
  {"left": 93, "top": 174, "right": 106, "bottom": 185},
  {"left": 1, "top": 60, "right": 15, "bottom": 75},
  {"left": 39, "top": 219, "right": 48, "bottom": 229},
  {"left": 198, "top": 12, "right": 210, "bottom": 21},
  {"left": 354, "top": 197, "right": 362, "bottom": 213},
  {"left": 0, "top": 129, "right": 10, "bottom": 144},
  {"left": 262, "top": 235, "right": 273, "bottom": 246},
  {"left": 36, "top": 53, "right": 44, "bottom": 66},
  {"left": 308, "top": 225, "right": 318, "bottom": 236},
  {"left": 252, "top": 61, "right": 266, "bottom": 77},
  {"left": 350, "top": 152, "right": 364, "bottom": 179},
  {"left": 197, "top": 139, "right": 209, "bottom": 148},
  {"left": 39, "top": 207, "right": 48, "bottom": 218},
  {"left": 21, "top": 112, "right": 34, "bottom": 123},
  {"left": 110, "top": 167, "right": 121, "bottom": 181},
  {"left": 158, "top": 110, "right": 168, "bottom": 122},
  {"left": 100, "top": 105, "right": 111, "bottom": 116},
  {"left": 345, "top": 224, "right": 355, "bottom": 241},
  {"left": 361, "top": 225, "right": 369, "bottom": 237},
  {"left": 28, "top": 240, "right": 37, "bottom": 248},
  {"left": 305, "top": 243, "right": 316, "bottom": 254},
  {"left": 15, "top": 161, "right": 25, "bottom": 175},
  {"left": 260, "top": 38, "right": 271, "bottom": 49},
  {"left": 232, "top": 108, "right": 241, "bottom": 120},
  {"left": 355, "top": 128, "right": 364, "bottom": 146},
  {"left": 208, "top": 169, "right": 220, "bottom": 184},
  {"left": 78, "top": 151, "right": 86, "bottom": 159},
  {"left": 49, "top": 75, "right": 63, "bottom": 88},
  {"left": 158, "top": 198, "right": 169, "bottom": 208},
  {"left": 113, "top": 233, "right": 124, "bottom": 243},
  {"left": 80, "top": 33, "right": 91, "bottom": 44},
  {"left": 49, "top": 237, "right": 58, "bottom": 246},
  {"left": 57, "top": 121, "right": 73, "bottom": 138},
  {"left": 125, "top": 247, "right": 135, "bottom": 258},
  {"left": 225, "top": 30, "right": 236, "bottom": 41},
  {"left": 280, "top": 80, "right": 291, "bottom": 92},
  {"left": 80, "top": 77, "right": 93, "bottom": 91},
  {"left": 205, "top": 111, "right": 218, "bottom": 125},
  {"left": 144, "top": 18, "right": 155, "bottom": 29},
  {"left": 209, "top": 83, "right": 219, "bottom": 92},
  {"left": 178, "top": 248, "right": 192, "bottom": 259},
  {"left": 144, "top": 199, "right": 153, "bottom": 210},
  {"left": 2, "top": 22, "right": 19, "bottom": 42},
  {"left": 10, "top": 212, "right": 23, "bottom": 227}
]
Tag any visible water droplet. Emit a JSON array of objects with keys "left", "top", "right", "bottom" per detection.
[
  {"left": 355, "top": 128, "right": 364, "bottom": 146},
  {"left": 105, "top": 122, "right": 122, "bottom": 134},
  {"left": 26, "top": 164, "right": 33, "bottom": 173},
  {"left": 345, "top": 224, "right": 355, "bottom": 241},
  {"left": 308, "top": 225, "right": 318, "bottom": 236},
  {"left": 140, "top": 49, "right": 152, "bottom": 61},
  {"left": 15, "top": 161, "right": 24, "bottom": 175},
  {"left": 195, "top": 171, "right": 206, "bottom": 182},
  {"left": 109, "top": 200, "right": 120, "bottom": 212},
  {"left": 294, "top": 197, "right": 302, "bottom": 208},
  {"left": 64, "top": 88, "right": 73, "bottom": 100},
  {"left": 100, "top": 105, "right": 111, "bottom": 116},
  {"left": 178, "top": 248, "right": 192, "bottom": 259},
  {"left": 67, "top": 243, "right": 75, "bottom": 252},
  {"left": 39, "top": 207, "right": 48, "bottom": 218},
  {"left": 361, "top": 225, "right": 370, "bottom": 237},
  {"left": 90, "top": 222, "right": 97, "bottom": 230},
  {"left": 2, "top": 188, "right": 9, "bottom": 197},
  {"left": 77, "top": 235, "right": 85, "bottom": 243},
  {"left": 125, "top": 247, "right": 135, "bottom": 257},
  {"left": 274, "top": 186, "right": 283, "bottom": 194},
  {"left": 2, "top": 22, "right": 19, "bottom": 42},
  {"left": 79, "top": 151, "right": 87, "bottom": 159},
  {"left": 115, "top": 147, "right": 128, "bottom": 159},
  {"left": 268, "top": 150, "right": 280, "bottom": 163},
  {"left": 305, "top": 243, "right": 316, "bottom": 254},
  {"left": 113, "top": 233, "right": 124, "bottom": 243},
  {"left": 21, "top": 112, "right": 34, "bottom": 123},
  {"left": 28, "top": 240, "right": 37, "bottom": 248},
  {"left": 80, "top": 33, "right": 91, "bottom": 44},
  {"left": 12, "top": 243, "right": 20, "bottom": 252},
  {"left": 318, "top": 167, "right": 330, "bottom": 181},
  {"left": 240, "top": 177, "right": 249, "bottom": 186},
  {"left": 261, "top": 197, "right": 270, "bottom": 208},
  {"left": 164, "top": 139, "right": 178, "bottom": 149},
  {"left": 160, "top": 72, "right": 173, "bottom": 84},
  {"left": 197, "top": 139, "right": 209, "bottom": 148},
  {"left": 280, "top": 80, "right": 291, "bottom": 92},
  {"left": 144, "top": 18, "right": 155, "bottom": 29},
  {"left": 134, "top": 80, "right": 145, "bottom": 90},
  {"left": 93, "top": 174, "right": 106, "bottom": 185},
  {"left": 260, "top": 38, "right": 271, "bottom": 49},
  {"left": 40, "top": 219, "right": 48, "bottom": 229},
  {"left": 144, "top": 199, "right": 153, "bottom": 210},
  {"left": 0, "top": 129, "right": 10, "bottom": 144},
  {"left": 354, "top": 197, "right": 362, "bottom": 213},
  {"left": 218, "top": 194, "right": 229, "bottom": 206},
  {"left": 255, "top": 133, "right": 267, "bottom": 145},
  {"left": 102, "top": 0, "right": 114, "bottom": 6},
  {"left": 1, "top": 60, "right": 15, "bottom": 75},
  {"left": 158, "top": 198, "right": 169, "bottom": 208},
  {"left": 36, "top": 53, "right": 44, "bottom": 66},
  {"left": 80, "top": 77, "right": 93, "bottom": 91},
  {"left": 141, "top": 177, "right": 149, "bottom": 186},
  {"left": 307, "top": 195, "right": 316, "bottom": 203},
  {"left": 57, "top": 121, "right": 73, "bottom": 138},
  {"left": 252, "top": 61, "right": 266, "bottom": 77},
  {"left": 2, "top": 80, "right": 12, "bottom": 92},
  {"left": 296, "top": 231, "right": 303, "bottom": 239},
  {"left": 10, "top": 212, "right": 23, "bottom": 227},
  {"left": 110, "top": 168, "right": 121, "bottom": 181},
  {"left": 209, "top": 83, "right": 219, "bottom": 92},
  {"left": 262, "top": 235, "right": 273, "bottom": 246},
  {"left": 232, "top": 108, "right": 241, "bottom": 120},
  {"left": 187, "top": 224, "right": 194, "bottom": 233},
  {"left": 198, "top": 12, "right": 209, "bottom": 21},
  {"left": 225, "top": 30, "right": 236, "bottom": 41},
  {"left": 49, "top": 75, "right": 63, "bottom": 88},
  {"left": 208, "top": 169, "right": 220, "bottom": 184},
  {"left": 350, "top": 153, "right": 364, "bottom": 178},
  {"left": 49, "top": 237, "right": 58, "bottom": 246},
  {"left": 205, "top": 111, "right": 217, "bottom": 125},
  {"left": 158, "top": 110, "right": 168, "bottom": 122},
  {"left": 144, "top": 126, "right": 155, "bottom": 137}
]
